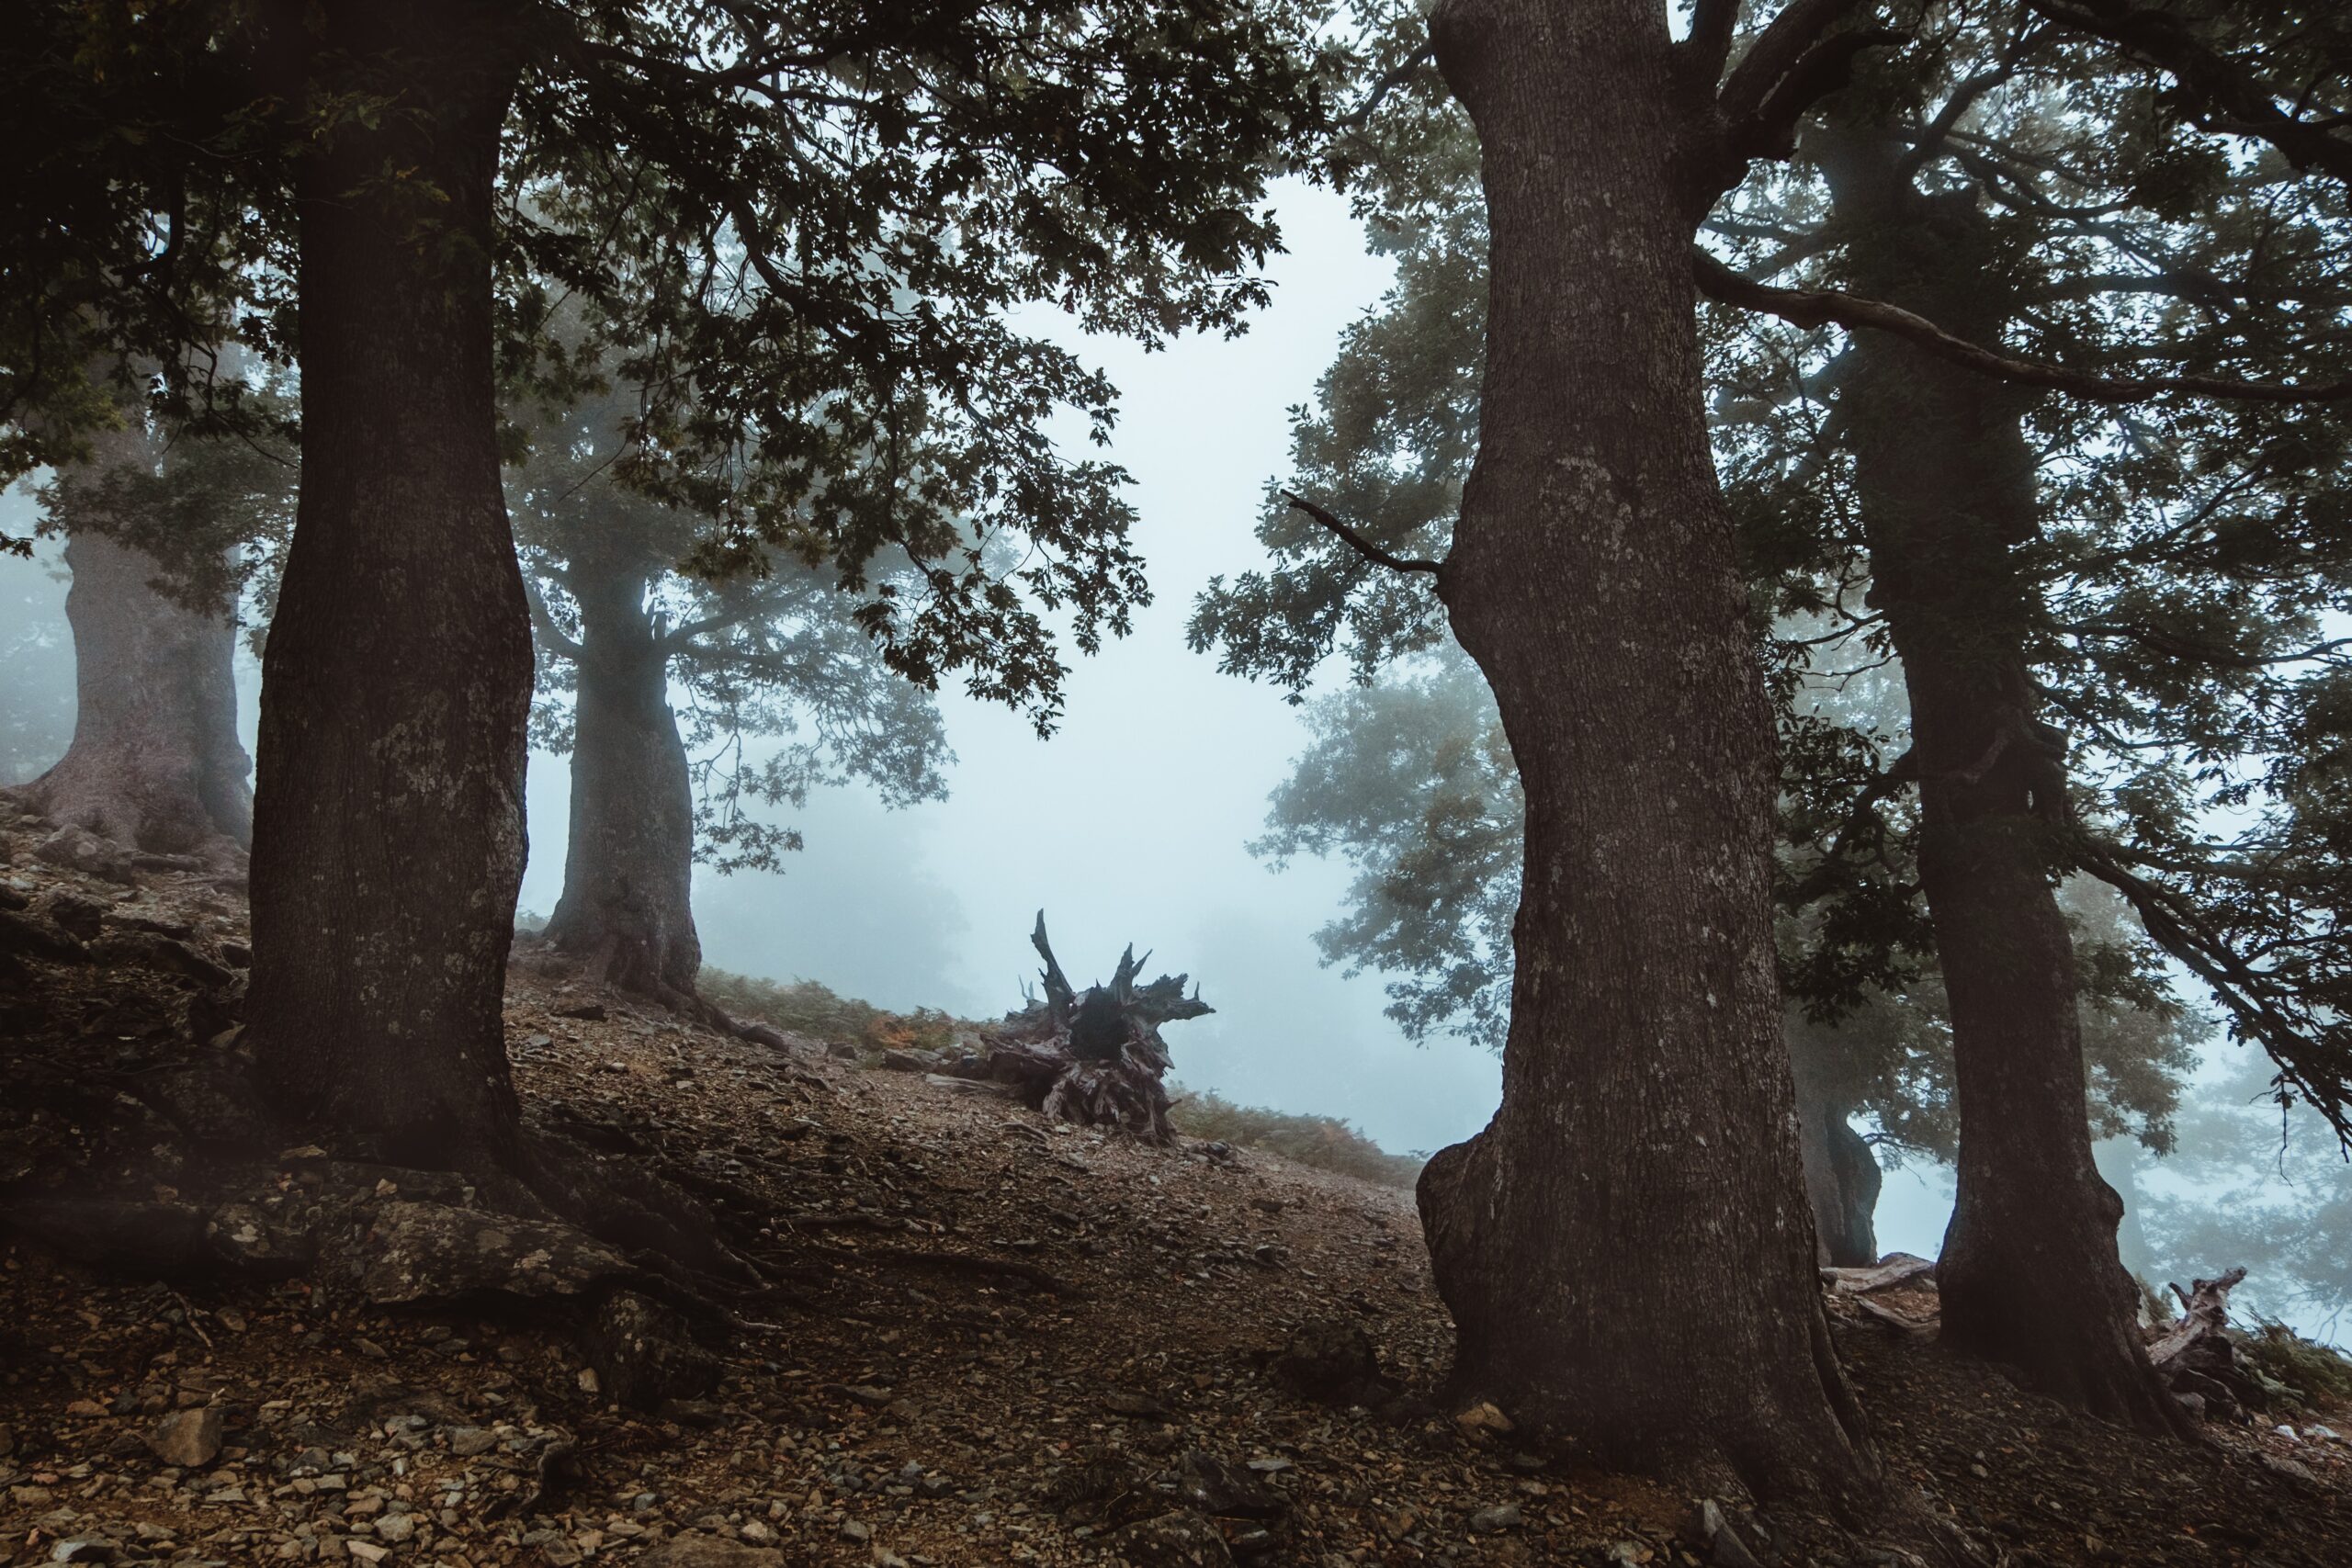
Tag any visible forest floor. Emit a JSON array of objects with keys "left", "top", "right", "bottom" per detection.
[{"left": 4, "top": 811, "right": 2352, "bottom": 1568}]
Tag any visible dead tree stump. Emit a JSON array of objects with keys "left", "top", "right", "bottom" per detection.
[
  {"left": 2149, "top": 1266, "right": 2261, "bottom": 1419},
  {"left": 970, "top": 912, "right": 1211, "bottom": 1143}
]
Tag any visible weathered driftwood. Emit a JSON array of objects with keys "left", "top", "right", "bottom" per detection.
[
  {"left": 2149, "top": 1266, "right": 2261, "bottom": 1418},
  {"left": 962, "top": 912, "right": 1212, "bottom": 1143}
]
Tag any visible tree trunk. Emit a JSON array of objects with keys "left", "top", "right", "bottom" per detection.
[
  {"left": 1789, "top": 1024, "right": 1882, "bottom": 1269},
  {"left": 1414, "top": 0, "right": 1874, "bottom": 1499},
  {"left": 245, "top": 4, "right": 533, "bottom": 1168},
  {"left": 1821, "top": 128, "right": 2184, "bottom": 1432},
  {"left": 19, "top": 425, "right": 251, "bottom": 857},
  {"left": 543, "top": 560, "right": 704, "bottom": 1005}
]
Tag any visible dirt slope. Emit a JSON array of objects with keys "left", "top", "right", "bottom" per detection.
[{"left": 3, "top": 808, "right": 2350, "bottom": 1568}]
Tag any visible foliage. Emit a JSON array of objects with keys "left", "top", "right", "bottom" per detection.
[
  {"left": 4, "top": 0, "right": 1349, "bottom": 728},
  {"left": 1168, "top": 1087, "right": 1422, "bottom": 1187},
  {"left": 2237, "top": 1319, "right": 2352, "bottom": 1410}
]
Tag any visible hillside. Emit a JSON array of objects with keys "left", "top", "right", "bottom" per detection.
[{"left": 4, "top": 809, "right": 2351, "bottom": 1567}]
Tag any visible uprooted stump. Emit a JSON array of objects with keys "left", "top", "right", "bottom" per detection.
[
  {"left": 960, "top": 911, "right": 1212, "bottom": 1143},
  {"left": 2150, "top": 1266, "right": 2264, "bottom": 1420}
]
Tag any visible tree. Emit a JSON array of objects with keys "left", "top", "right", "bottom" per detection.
[
  {"left": 6, "top": 0, "right": 1334, "bottom": 1176},
  {"left": 510, "top": 379, "right": 949, "bottom": 1010},
  {"left": 1232, "top": 0, "right": 1907, "bottom": 1496},
  {"left": 7, "top": 392, "right": 288, "bottom": 861},
  {"left": 1203, "top": 0, "right": 2351, "bottom": 1444}
]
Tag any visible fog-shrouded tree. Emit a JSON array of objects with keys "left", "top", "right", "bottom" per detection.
[
  {"left": 6, "top": 0, "right": 1337, "bottom": 1182},
  {"left": 1197, "top": 0, "right": 2349, "bottom": 1482},
  {"left": 6, "top": 389, "right": 291, "bottom": 861},
  {"left": 510, "top": 379, "right": 949, "bottom": 1012}
]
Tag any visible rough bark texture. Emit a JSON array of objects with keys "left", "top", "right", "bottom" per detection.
[
  {"left": 543, "top": 558, "right": 704, "bottom": 1007},
  {"left": 245, "top": 4, "right": 534, "bottom": 1168},
  {"left": 1822, "top": 127, "right": 2185, "bottom": 1432},
  {"left": 17, "top": 429, "right": 251, "bottom": 859},
  {"left": 1414, "top": 0, "right": 1874, "bottom": 1499}
]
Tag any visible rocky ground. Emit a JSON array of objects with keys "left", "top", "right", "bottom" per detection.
[{"left": 4, "top": 807, "right": 2352, "bottom": 1568}]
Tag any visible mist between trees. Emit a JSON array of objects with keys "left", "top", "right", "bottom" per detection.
[{"left": 6, "top": 0, "right": 2352, "bottom": 1514}]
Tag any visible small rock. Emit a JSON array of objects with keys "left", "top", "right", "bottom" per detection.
[
  {"left": 1102, "top": 1391, "right": 1173, "bottom": 1420},
  {"left": 48, "top": 1540, "right": 121, "bottom": 1563},
  {"left": 147, "top": 1407, "right": 224, "bottom": 1468},
  {"left": 840, "top": 1518, "right": 872, "bottom": 1543},
  {"left": 373, "top": 1514, "right": 415, "bottom": 1543},
  {"left": 345, "top": 1543, "right": 389, "bottom": 1564},
  {"left": 446, "top": 1426, "right": 497, "bottom": 1457},
  {"left": 1453, "top": 1401, "right": 1513, "bottom": 1434},
  {"left": 553, "top": 1001, "right": 608, "bottom": 1021},
  {"left": 880, "top": 1047, "right": 945, "bottom": 1072},
  {"left": 1248, "top": 1197, "right": 1285, "bottom": 1214},
  {"left": 1177, "top": 1450, "right": 1287, "bottom": 1520},
  {"left": 823, "top": 1382, "right": 895, "bottom": 1408},
  {"left": 2263, "top": 1452, "right": 2319, "bottom": 1483},
  {"left": 1469, "top": 1503, "right": 1521, "bottom": 1532}
]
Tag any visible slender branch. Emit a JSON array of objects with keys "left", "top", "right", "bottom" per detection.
[
  {"left": 521, "top": 572, "right": 584, "bottom": 662},
  {"left": 1692, "top": 250, "right": 2352, "bottom": 404},
  {"left": 1283, "top": 492, "right": 1444, "bottom": 580}
]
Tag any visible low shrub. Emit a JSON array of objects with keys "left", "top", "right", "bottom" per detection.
[{"left": 1170, "top": 1088, "right": 1423, "bottom": 1188}]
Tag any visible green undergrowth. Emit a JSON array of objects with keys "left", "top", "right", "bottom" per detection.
[
  {"left": 698, "top": 967, "right": 890, "bottom": 1043},
  {"left": 2239, "top": 1318, "right": 2352, "bottom": 1409},
  {"left": 1170, "top": 1088, "right": 1424, "bottom": 1188}
]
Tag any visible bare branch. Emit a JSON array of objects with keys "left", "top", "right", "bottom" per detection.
[
  {"left": 1719, "top": 0, "right": 1867, "bottom": 125},
  {"left": 1283, "top": 491, "right": 1445, "bottom": 580},
  {"left": 1692, "top": 250, "right": 2352, "bottom": 405}
]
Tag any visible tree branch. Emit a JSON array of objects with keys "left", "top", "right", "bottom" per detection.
[
  {"left": 522, "top": 573, "right": 584, "bottom": 661},
  {"left": 1719, "top": 0, "right": 1868, "bottom": 125},
  {"left": 2023, "top": 0, "right": 2352, "bottom": 186},
  {"left": 1283, "top": 492, "right": 1444, "bottom": 581},
  {"left": 1692, "top": 250, "right": 2352, "bottom": 404},
  {"left": 1681, "top": 0, "right": 1744, "bottom": 92}
]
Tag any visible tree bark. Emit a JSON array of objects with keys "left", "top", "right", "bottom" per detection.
[
  {"left": 1820, "top": 126, "right": 2185, "bottom": 1432},
  {"left": 542, "top": 559, "right": 705, "bottom": 1005},
  {"left": 245, "top": 3, "right": 533, "bottom": 1168},
  {"left": 1414, "top": 0, "right": 1875, "bottom": 1499},
  {"left": 18, "top": 423, "right": 251, "bottom": 857}
]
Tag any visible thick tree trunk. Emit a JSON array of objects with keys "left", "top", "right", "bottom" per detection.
[
  {"left": 1823, "top": 129, "right": 2183, "bottom": 1432},
  {"left": 245, "top": 4, "right": 533, "bottom": 1168},
  {"left": 543, "top": 561, "right": 704, "bottom": 1004},
  {"left": 1414, "top": 0, "right": 1874, "bottom": 1499},
  {"left": 20, "top": 428, "right": 251, "bottom": 857}
]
